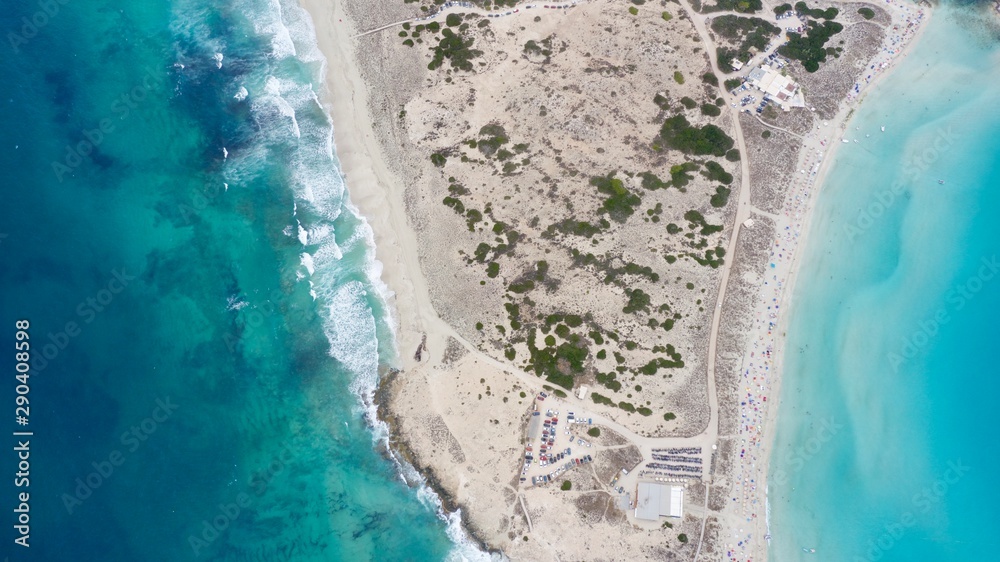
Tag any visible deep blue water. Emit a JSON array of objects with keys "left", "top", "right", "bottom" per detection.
[
  {"left": 0, "top": 1, "right": 467, "bottom": 560},
  {"left": 770, "top": 4, "right": 1000, "bottom": 561}
]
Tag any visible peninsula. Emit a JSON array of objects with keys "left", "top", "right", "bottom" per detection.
[{"left": 300, "top": 0, "right": 928, "bottom": 558}]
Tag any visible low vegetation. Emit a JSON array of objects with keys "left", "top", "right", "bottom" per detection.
[
  {"left": 778, "top": 19, "right": 844, "bottom": 72},
  {"left": 711, "top": 15, "right": 780, "bottom": 72},
  {"left": 700, "top": 0, "right": 762, "bottom": 14},
  {"left": 658, "top": 115, "right": 735, "bottom": 157}
]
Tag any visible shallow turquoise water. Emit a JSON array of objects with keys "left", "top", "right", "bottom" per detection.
[
  {"left": 770, "top": 4, "right": 1000, "bottom": 561},
  {"left": 0, "top": 1, "right": 467, "bottom": 560}
]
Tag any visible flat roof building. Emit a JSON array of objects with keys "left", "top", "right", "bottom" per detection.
[
  {"left": 634, "top": 482, "right": 684, "bottom": 521},
  {"left": 527, "top": 415, "right": 542, "bottom": 441},
  {"left": 748, "top": 64, "right": 799, "bottom": 106}
]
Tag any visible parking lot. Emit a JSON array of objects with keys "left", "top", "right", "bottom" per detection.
[{"left": 519, "top": 392, "right": 597, "bottom": 487}]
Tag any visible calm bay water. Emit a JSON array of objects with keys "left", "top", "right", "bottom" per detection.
[
  {"left": 770, "top": 3, "right": 1000, "bottom": 561},
  {"left": 0, "top": 1, "right": 472, "bottom": 560}
]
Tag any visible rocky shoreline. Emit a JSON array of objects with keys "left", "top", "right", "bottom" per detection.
[{"left": 372, "top": 367, "right": 503, "bottom": 557}]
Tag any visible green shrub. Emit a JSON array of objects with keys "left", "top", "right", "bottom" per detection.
[
  {"left": 702, "top": 72, "right": 719, "bottom": 87},
  {"left": 623, "top": 288, "right": 651, "bottom": 314},
  {"left": 857, "top": 6, "right": 875, "bottom": 19},
  {"left": 703, "top": 161, "right": 734, "bottom": 184},
  {"left": 443, "top": 196, "right": 464, "bottom": 214},
  {"left": 546, "top": 218, "right": 605, "bottom": 238},
  {"left": 724, "top": 77, "right": 743, "bottom": 91},
  {"left": 659, "top": 115, "right": 735, "bottom": 156},
  {"left": 431, "top": 152, "right": 447, "bottom": 167},
  {"left": 446, "top": 13, "right": 462, "bottom": 26},
  {"left": 710, "top": 186, "right": 732, "bottom": 208},
  {"left": 590, "top": 173, "right": 641, "bottom": 223},
  {"left": 561, "top": 480, "right": 572, "bottom": 491},
  {"left": 628, "top": 6, "right": 638, "bottom": 14},
  {"left": 664, "top": 412, "right": 677, "bottom": 421},
  {"left": 795, "top": 1, "right": 838, "bottom": 19},
  {"left": 428, "top": 27, "right": 482, "bottom": 72},
  {"left": 700, "top": 103, "right": 721, "bottom": 117},
  {"left": 680, "top": 96, "right": 698, "bottom": 110},
  {"left": 701, "top": 0, "right": 762, "bottom": 13},
  {"left": 591, "top": 392, "right": 614, "bottom": 406},
  {"left": 678, "top": 534, "right": 688, "bottom": 543},
  {"left": 661, "top": 10, "right": 673, "bottom": 20},
  {"left": 638, "top": 407, "right": 653, "bottom": 416},
  {"left": 486, "top": 262, "right": 500, "bottom": 278},
  {"left": 588, "top": 427, "right": 601, "bottom": 437},
  {"left": 778, "top": 18, "right": 844, "bottom": 72},
  {"left": 508, "top": 279, "right": 535, "bottom": 293},
  {"left": 673, "top": 71, "right": 684, "bottom": 84}
]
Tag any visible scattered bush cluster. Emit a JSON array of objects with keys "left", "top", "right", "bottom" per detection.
[
  {"left": 659, "top": 115, "right": 735, "bottom": 157},
  {"left": 711, "top": 15, "right": 780, "bottom": 71}
]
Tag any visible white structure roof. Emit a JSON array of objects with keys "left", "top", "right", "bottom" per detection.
[
  {"left": 635, "top": 482, "right": 684, "bottom": 521},
  {"left": 748, "top": 64, "right": 798, "bottom": 104}
]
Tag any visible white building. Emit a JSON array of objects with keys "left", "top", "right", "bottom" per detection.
[
  {"left": 634, "top": 482, "right": 684, "bottom": 521},
  {"left": 747, "top": 63, "right": 799, "bottom": 105}
]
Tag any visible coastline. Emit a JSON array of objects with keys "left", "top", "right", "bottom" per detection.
[
  {"left": 295, "top": 0, "right": 498, "bottom": 553},
  {"left": 295, "top": 0, "right": 934, "bottom": 558},
  {"left": 742, "top": 3, "right": 934, "bottom": 560},
  {"left": 298, "top": 0, "right": 444, "bottom": 374}
]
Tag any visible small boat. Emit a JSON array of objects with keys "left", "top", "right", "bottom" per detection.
[
  {"left": 842, "top": 139, "right": 850, "bottom": 143},
  {"left": 802, "top": 547, "right": 816, "bottom": 554},
  {"left": 881, "top": 126, "right": 885, "bottom": 132},
  {"left": 938, "top": 179, "right": 945, "bottom": 185}
]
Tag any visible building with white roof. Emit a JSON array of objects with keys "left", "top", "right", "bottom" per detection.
[
  {"left": 748, "top": 63, "right": 799, "bottom": 106},
  {"left": 634, "top": 482, "right": 684, "bottom": 521}
]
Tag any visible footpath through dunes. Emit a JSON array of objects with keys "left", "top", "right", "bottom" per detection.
[{"left": 305, "top": 0, "right": 932, "bottom": 558}]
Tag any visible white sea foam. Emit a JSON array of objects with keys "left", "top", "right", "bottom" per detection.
[
  {"left": 226, "top": 294, "right": 248, "bottom": 311},
  {"left": 300, "top": 252, "right": 315, "bottom": 275},
  {"left": 224, "top": 1, "right": 491, "bottom": 558}
]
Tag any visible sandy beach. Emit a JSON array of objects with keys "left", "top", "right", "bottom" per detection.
[
  {"left": 297, "top": 0, "right": 933, "bottom": 558},
  {"left": 712, "top": 2, "right": 932, "bottom": 559}
]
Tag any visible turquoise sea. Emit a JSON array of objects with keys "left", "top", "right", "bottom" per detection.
[
  {"left": 770, "top": 2, "right": 1000, "bottom": 561},
  {"left": 0, "top": 0, "right": 480, "bottom": 560}
]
